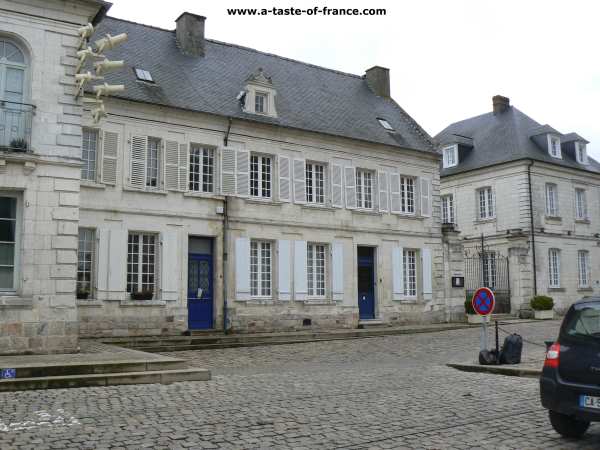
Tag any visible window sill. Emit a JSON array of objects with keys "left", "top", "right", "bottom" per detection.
[
  {"left": 301, "top": 203, "right": 336, "bottom": 211},
  {"left": 474, "top": 218, "right": 496, "bottom": 224},
  {"left": 577, "top": 287, "right": 594, "bottom": 292},
  {"left": 120, "top": 299, "right": 167, "bottom": 307},
  {"left": 245, "top": 198, "right": 282, "bottom": 206},
  {"left": 351, "top": 208, "right": 381, "bottom": 216},
  {"left": 547, "top": 287, "right": 565, "bottom": 292},
  {"left": 123, "top": 186, "right": 169, "bottom": 195},
  {"left": 76, "top": 299, "right": 104, "bottom": 307},
  {"left": 545, "top": 216, "right": 562, "bottom": 222},
  {"left": 575, "top": 219, "right": 591, "bottom": 224},
  {"left": 241, "top": 298, "right": 274, "bottom": 305},
  {"left": 392, "top": 212, "right": 423, "bottom": 220},
  {"left": 303, "top": 298, "right": 334, "bottom": 305},
  {"left": 183, "top": 191, "right": 225, "bottom": 200},
  {"left": 0, "top": 295, "right": 33, "bottom": 308},
  {"left": 81, "top": 181, "right": 107, "bottom": 190},
  {"left": 392, "top": 297, "right": 419, "bottom": 304}
]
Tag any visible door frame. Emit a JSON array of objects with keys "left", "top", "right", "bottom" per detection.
[
  {"left": 187, "top": 236, "right": 215, "bottom": 330},
  {"left": 356, "top": 245, "right": 377, "bottom": 320}
]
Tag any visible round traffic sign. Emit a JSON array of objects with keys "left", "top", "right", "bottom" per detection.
[{"left": 472, "top": 287, "right": 495, "bottom": 316}]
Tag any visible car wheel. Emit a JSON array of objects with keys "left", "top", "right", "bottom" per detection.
[{"left": 549, "top": 410, "right": 590, "bottom": 438}]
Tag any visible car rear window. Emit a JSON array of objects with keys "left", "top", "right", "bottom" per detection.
[{"left": 563, "top": 303, "right": 600, "bottom": 340}]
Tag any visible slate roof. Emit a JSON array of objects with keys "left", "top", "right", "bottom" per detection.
[
  {"left": 91, "top": 17, "right": 434, "bottom": 153},
  {"left": 435, "top": 105, "right": 600, "bottom": 176}
]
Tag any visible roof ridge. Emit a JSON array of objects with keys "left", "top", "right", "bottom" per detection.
[{"left": 388, "top": 99, "right": 435, "bottom": 150}]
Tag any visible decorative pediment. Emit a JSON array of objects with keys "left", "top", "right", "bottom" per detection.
[
  {"left": 246, "top": 68, "right": 272, "bottom": 86},
  {"left": 241, "top": 68, "right": 278, "bottom": 118}
]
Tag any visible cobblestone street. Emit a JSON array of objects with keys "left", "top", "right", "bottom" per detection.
[{"left": 2, "top": 320, "right": 600, "bottom": 449}]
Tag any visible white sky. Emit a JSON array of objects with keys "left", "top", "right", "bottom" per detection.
[{"left": 107, "top": 0, "right": 600, "bottom": 159}]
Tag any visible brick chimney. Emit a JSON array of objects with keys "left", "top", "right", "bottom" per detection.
[
  {"left": 365, "top": 66, "right": 390, "bottom": 98},
  {"left": 492, "top": 95, "right": 510, "bottom": 115},
  {"left": 176, "top": 12, "right": 206, "bottom": 57}
]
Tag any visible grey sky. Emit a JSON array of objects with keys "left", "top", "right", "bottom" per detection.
[{"left": 107, "top": 0, "right": 600, "bottom": 159}]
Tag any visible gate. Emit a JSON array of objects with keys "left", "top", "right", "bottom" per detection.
[{"left": 465, "top": 246, "right": 511, "bottom": 314}]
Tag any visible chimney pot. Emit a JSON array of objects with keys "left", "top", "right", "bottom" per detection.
[
  {"left": 492, "top": 95, "right": 510, "bottom": 115},
  {"left": 365, "top": 66, "right": 390, "bottom": 98},
  {"left": 176, "top": 12, "right": 206, "bottom": 57}
]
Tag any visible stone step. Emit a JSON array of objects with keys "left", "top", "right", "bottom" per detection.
[
  {"left": 358, "top": 320, "right": 386, "bottom": 329},
  {"left": 0, "top": 368, "right": 211, "bottom": 392}
]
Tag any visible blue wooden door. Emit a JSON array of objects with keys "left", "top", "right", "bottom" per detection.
[
  {"left": 357, "top": 248, "right": 375, "bottom": 320},
  {"left": 187, "top": 253, "right": 213, "bottom": 329}
]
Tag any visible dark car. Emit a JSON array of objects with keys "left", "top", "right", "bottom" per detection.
[{"left": 540, "top": 297, "right": 600, "bottom": 438}]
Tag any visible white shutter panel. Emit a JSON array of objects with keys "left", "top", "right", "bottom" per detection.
[
  {"left": 293, "top": 240, "right": 308, "bottom": 300},
  {"left": 390, "top": 173, "right": 401, "bottom": 213},
  {"left": 278, "top": 239, "right": 291, "bottom": 300},
  {"left": 129, "top": 135, "right": 147, "bottom": 189},
  {"left": 331, "top": 164, "right": 343, "bottom": 208},
  {"left": 165, "top": 140, "right": 180, "bottom": 191},
  {"left": 107, "top": 229, "right": 126, "bottom": 292},
  {"left": 293, "top": 159, "right": 306, "bottom": 203},
  {"left": 378, "top": 171, "right": 389, "bottom": 212},
  {"left": 332, "top": 241, "right": 344, "bottom": 301},
  {"left": 178, "top": 143, "right": 188, "bottom": 191},
  {"left": 392, "top": 246, "right": 404, "bottom": 300},
  {"left": 101, "top": 131, "right": 118, "bottom": 185},
  {"left": 96, "top": 228, "right": 109, "bottom": 291},
  {"left": 420, "top": 178, "right": 431, "bottom": 217},
  {"left": 220, "top": 147, "right": 236, "bottom": 195},
  {"left": 235, "top": 237, "right": 251, "bottom": 300},
  {"left": 344, "top": 166, "right": 357, "bottom": 209},
  {"left": 422, "top": 247, "right": 433, "bottom": 300},
  {"left": 161, "top": 231, "right": 179, "bottom": 301},
  {"left": 278, "top": 156, "right": 291, "bottom": 202},
  {"left": 236, "top": 150, "right": 250, "bottom": 197}
]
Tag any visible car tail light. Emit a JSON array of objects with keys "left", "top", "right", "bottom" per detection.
[{"left": 544, "top": 343, "right": 560, "bottom": 368}]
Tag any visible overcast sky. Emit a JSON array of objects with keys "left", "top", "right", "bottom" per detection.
[{"left": 107, "top": 0, "right": 600, "bottom": 159}]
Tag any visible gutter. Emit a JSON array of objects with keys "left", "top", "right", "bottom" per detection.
[
  {"left": 527, "top": 160, "right": 538, "bottom": 295},
  {"left": 221, "top": 117, "right": 233, "bottom": 333}
]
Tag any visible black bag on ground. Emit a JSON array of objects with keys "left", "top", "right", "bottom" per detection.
[
  {"left": 478, "top": 349, "right": 498, "bottom": 365},
  {"left": 499, "top": 333, "right": 523, "bottom": 364}
]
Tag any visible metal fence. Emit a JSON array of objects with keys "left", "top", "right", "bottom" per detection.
[
  {"left": 0, "top": 100, "right": 34, "bottom": 152},
  {"left": 465, "top": 249, "right": 511, "bottom": 314}
]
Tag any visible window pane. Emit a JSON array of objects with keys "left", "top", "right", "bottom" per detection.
[
  {"left": 0, "top": 197, "right": 17, "bottom": 219},
  {"left": 0, "top": 266, "right": 13, "bottom": 289},
  {"left": 0, "top": 220, "right": 15, "bottom": 242},
  {"left": 81, "top": 129, "right": 98, "bottom": 181},
  {"left": 0, "top": 242, "right": 14, "bottom": 265}
]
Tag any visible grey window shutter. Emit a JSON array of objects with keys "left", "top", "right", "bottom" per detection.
[
  {"left": 420, "top": 177, "right": 431, "bottom": 217},
  {"left": 332, "top": 241, "right": 344, "bottom": 301},
  {"left": 293, "top": 159, "right": 306, "bottom": 203},
  {"left": 220, "top": 147, "right": 236, "bottom": 195},
  {"left": 160, "top": 231, "right": 179, "bottom": 301},
  {"left": 278, "top": 239, "right": 291, "bottom": 300},
  {"left": 165, "top": 140, "right": 180, "bottom": 191},
  {"left": 378, "top": 171, "right": 389, "bottom": 212},
  {"left": 331, "top": 164, "right": 343, "bottom": 208},
  {"left": 178, "top": 143, "right": 188, "bottom": 191},
  {"left": 101, "top": 131, "right": 118, "bottom": 185},
  {"left": 392, "top": 246, "right": 404, "bottom": 300},
  {"left": 278, "top": 156, "right": 291, "bottom": 202},
  {"left": 96, "top": 228, "right": 109, "bottom": 292},
  {"left": 129, "top": 135, "right": 147, "bottom": 189},
  {"left": 390, "top": 173, "right": 401, "bottom": 213},
  {"left": 293, "top": 240, "right": 308, "bottom": 300},
  {"left": 422, "top": 247, "right": 433, "bottom": 300},
  {"left": 344, "top": 166, "right": 356, "bottom": 209},
  {"left": 235, "top": 237, "right": 251, "bottom": 300},
  {"left": 107, "top": 229, "right": 126, "bottom": 292},
  {"left": 236, "top": 150, "right": 250, "bottom": 197}
]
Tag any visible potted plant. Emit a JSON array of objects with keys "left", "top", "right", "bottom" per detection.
[
  {"left": 130, "top": 290, "right": 154, "bottom": 300},
  {"left": 530, "top": 295, "right": 554, "bottom": 320},
  {"left": 76, "top": 289, "right": 90, "bottom": 300},
  {"left": 465, "top": 297, "right": 483, "bottom": 324},
  {"left": 9, "top": 138, "right": 28, "bottom": 152}
]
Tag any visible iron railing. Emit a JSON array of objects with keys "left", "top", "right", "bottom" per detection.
[{"left": 0, "top": 100, "right": 34, "bottom": 153}]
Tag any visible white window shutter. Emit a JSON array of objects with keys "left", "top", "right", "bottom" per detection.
[
  {"left": 165, "top": 140, "right": 180, "bottom": 191},
  {"left": 392, "top": 246, "right": 404, "bottom": 300},
  {"left": 293, "top": 240, "right": 308, "bottom": 300},
  {"left": 422, "top": 247, "right": 433, "bottom": 300},
  {"left": 344, "top": 166, "right": 357, "bottom": 209},
  {"left": 101, "top": 131, "right": 118, "bottom": 185},
  {"left": 236, "top": 150, "right": 250, "bottom": 197},
  {"left": 420, "top": 178, "right": 431, "bottom": 217},
  {"left": 129, "top": 135, "right": 147, "bottom": 189},
  {"left": 390, "top": 173, "right": 401, "bottom": 214},
  {"left": 332, "top": 241, "right": 344, "bottom": 301},
  {"left": 278, "top": 240, "right": 291, "bottom": 300},
  {"left": 278, "top": 156, "right": 291, "bottom": 202},
  {"left": 235, "top": 237, "right": 251, "bottom": 300},
  {"left": 160, "top": 231, "right": 179, "bottom": 301},
  {"left": 378, "top": 171, "right": 389, "bottom": 212},
  {"left": 331, "top": 164, "right": 343, "bottom": 208},
  {"left": 220, "top": 147, "right": 236, "bottom": 195},
  {"left": 293, "top": 159, "right": 306, "bottom": 203},
  {"left": 96, "top": 228, "right": 109, "bottom": 291},
  {"left": 178, "top": 143, "right": 188, "bottom": 192},
  {"left": 107, "top": 229, "right": 126, "bottom": 292}
]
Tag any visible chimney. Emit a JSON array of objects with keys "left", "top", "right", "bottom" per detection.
[
  {"left": 176, "top": 12, "right": 206, "bottom": 57},
  {"left": 365, "top": 66, "right": 390, "bottom": 98},
  {"left": 492, "top": 95, "right": 510, "bottom": 115}
]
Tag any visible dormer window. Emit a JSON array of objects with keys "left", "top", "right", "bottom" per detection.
[
  {"left": 442, "top": 145, "right": 458, "bottom": 168},
  {"left": 575, "top": 141, "right": 588, "bottom": 164},
  {"left": 548, "top": 135, "right": 562, "bottom": 158},
  {"left": 134, "top": 68, "right": 153, "bottom": 83},
  {"left": 377, "top": 118, "right": 394, "bottom": 131},
  {"left": 255, "top": 92, "right": 268, "bottom": 114},
  {"left": 242, "top": 68, "right": 278, "bottom": 118}
]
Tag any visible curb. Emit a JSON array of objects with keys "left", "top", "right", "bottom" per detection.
[{"left": 447, "top": 362, "right": 542, "bottom": 378}]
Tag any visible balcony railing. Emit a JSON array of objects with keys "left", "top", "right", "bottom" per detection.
[{"left": 0, "top": 100, "right": 34, "bottom": 153}]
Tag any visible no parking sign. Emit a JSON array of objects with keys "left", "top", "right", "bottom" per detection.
[{"left": 472, "top": 287, "right": 495, "bottom": 316}]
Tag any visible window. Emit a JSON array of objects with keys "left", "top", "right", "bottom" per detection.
[
  {"left": 549, "top": 135, "right": 562, "bottom": 158},
  {"left": 477, "top": 187, "right": 494, "bottom": 219},
  {"left": 441, "top": 194, "right": 454, "bottom": 224},
  {"left": 250, "top": 240, "right": 271, "bottom": 297},
  {"left": 545, "top": 183, "right": 558, "bottom": 217},
  {"left": 403, "top": 249, "right": 417, "bottom": 297},
  {"left": 146, "top": 138, "right": 160, "bottom": 188},
  {"left": 250, "top": 154, "right": 271, "bottom": 198},
  {"left": 548, "top": 249, "right": 560, "bottom": 288},
  {"left": 482, "top": 252, "right": 497, "bottom": 289},
  {"left": 134, "top": 68, "right": 153, "bottom": 82},
  {"left": 81, "top": 128, "right": 98, "bottom": 181},
  {"left": 189, "top": 145, "right": 214, "bottom": 193},
  {"left": 307, "top": 243, "right": 326, "bottom": 297},
  {"left": 0, "top": 39, "right": 28, "bottom": 148},
  {"left": 576, "top": 142, "right": 588, "bottom": 164},
  {"left": 0, "top": 195, "right": 18, "bottom": 291},
  {"left": 400, "top": 176, "right": 415, "bottom": 214},
  {"left": 578, "top": 250, "right": 590, "bottom": 288},
  {"left": 442, "top": 145, "right": 458, "bottom": 168},
  {"left": 255, "top": 92, "right": 267, "bottom": 114},
  {"left": 127, "top": 233, "right": 157, "bottom": 296},
  {"left": 77, "top": 228, "right": 95, "bottom": 296},
  {"left": 575, "top": 188, "right": 587, "bottom": 220},
  {"left": 377, "top": 118, "right": 394, "bottom": 131},
  {"left": 306, "top": 163, "right": 325, "bottom": 204},
  {"left": 356, "top": 169, "right": 374, "bottom": 209}
]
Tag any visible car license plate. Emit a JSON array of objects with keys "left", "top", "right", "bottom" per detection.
[{"left": 580, "top": 395, "right": 600, "bottom": 409}]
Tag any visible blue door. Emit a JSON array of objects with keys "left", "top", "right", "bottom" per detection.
[
  {"left": 357, "top": 247, "right": 375, "bottom": 320},
  {"left": 187, "top": 253, "right": 213, "bottom": 329}
]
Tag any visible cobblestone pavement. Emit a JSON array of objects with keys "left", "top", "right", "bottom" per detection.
[{"left": 2, "top": 320, "right": 600, "bottom": 449}]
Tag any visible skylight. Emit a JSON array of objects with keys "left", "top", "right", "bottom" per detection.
[
  {"left": 377, "top": 118, "right": 394, "bottom": 131},
  {"left": 134, "top": 68, "right": 154, "bottom": 83}
]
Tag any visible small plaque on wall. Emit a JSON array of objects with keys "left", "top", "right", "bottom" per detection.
[{"left": 452, "top": 276, "right": 465, "bottom": 288}]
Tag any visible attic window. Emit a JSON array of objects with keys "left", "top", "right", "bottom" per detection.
[
  {"left": 377, "top": 118, "right": 394, "bottom": 131},
  {"left": 548, "top": 135, "right": 562, "bottom": 159},
  {"left": 134, "top": 68, "right": 154, "bottom": 83},
  {"left": 255, "top": 92, "right": 268, "bottom": 114},
  {"left": 576, "top": 141, "right": 588, "bottom": 164},
  {"left": 442, "top": 145, "right": 458, "bottom": 168}
]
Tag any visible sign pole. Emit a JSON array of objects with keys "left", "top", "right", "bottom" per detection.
[
  {"left": 480, "top": 315, "right": 488, "bottom": 351},
  {"left": 472, "top": 287, "right": 495, "bottom": 353}
]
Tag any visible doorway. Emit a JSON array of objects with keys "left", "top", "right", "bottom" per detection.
[
  {"left": 357, "top": 246, "right": 376, "bottom": 320},
  {"left": 187, "top": 237, "right": 214, "bottom": 329}
]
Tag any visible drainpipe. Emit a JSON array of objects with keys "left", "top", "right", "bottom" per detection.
[
  {"left": 222, "top": 117, "right": 233, "bottom": 334},
  {"left": 527, "top": 160, "right": 538, "bottom": 296}
]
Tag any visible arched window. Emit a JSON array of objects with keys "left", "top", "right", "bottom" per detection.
[
  {"left": 0, "top": 39, "right": 26, "bottom": 104},
  {"left": 0, "top": 38, "right": 29, "bottom": 150}
]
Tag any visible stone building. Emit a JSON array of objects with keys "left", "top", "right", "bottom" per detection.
[{"left": 437, "top": 95, "right": 600, "bottom": 315}]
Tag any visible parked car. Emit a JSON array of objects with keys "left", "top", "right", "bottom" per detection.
[{"left": 540, "top": 296, "right": 600, "bottom": 438}]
